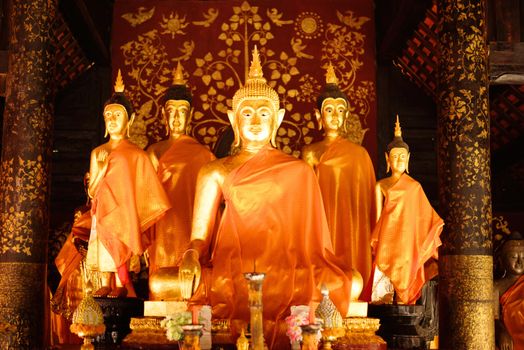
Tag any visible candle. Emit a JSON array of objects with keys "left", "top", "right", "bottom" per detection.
[
  {"left": 308, "top": 302, "right": 316, "bottom": 324},
  {"left": 191, "top": 305, "right": 202, "bottom": 325}
]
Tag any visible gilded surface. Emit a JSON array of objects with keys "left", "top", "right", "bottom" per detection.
[
  {"left": 439, "top": 255, "right": 494, "bottom": 350},
  {"left": 0, "top": 262, "right": 47, "bottom": 348},
  {"left": 114, "top": 0, "right": 376, "bottom": 156},
  {"left": 0, "top": 0, "right": 55, "bottom": 262},
  {"left": 437, "top": 0, "right": 491, "bottom": 254}
]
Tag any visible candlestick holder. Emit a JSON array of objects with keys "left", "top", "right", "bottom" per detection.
[
  {"left": 181, "top": 324, "right": 203, "bottom": 350},
  {"left": 300, "top": 323, "right": 321, "bottom": 350},
  {"left": 244, "top": 272, "right": 266, "bottom": 350}
]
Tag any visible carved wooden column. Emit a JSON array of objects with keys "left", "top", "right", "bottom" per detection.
[
  {"left": 437, "top": 1, "right": 493, "bottom": 349},
  {"left": 0, "top": 1, "right": 56, "bottom": 348}
]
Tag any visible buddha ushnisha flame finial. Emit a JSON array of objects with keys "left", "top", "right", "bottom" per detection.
[
  {"left": 325, "top": 63, "right": 338, "bottom": 85},
  {"left": 114, "top": 69, "right": 125, "bottom": 93},
  {"left": 232, "top": 45, "right": 279, "bottom": 112},
  {"left": 173, "top": 61, "right": 185, "bottom": 86},
  {"left": 394, "top": 114, "right": 402, "bottom": 138}
]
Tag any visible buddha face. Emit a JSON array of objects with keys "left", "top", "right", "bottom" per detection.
[
  {"left": 237, "top": 98, "right": 274, "bottom": 145},
  {"left": 501, "top": 241, "right": 524, "bottom": 276},
  {"left": 104, "top": 104, "right": 129, "bottom": 137},
  {"left": 387, "top": 147, "right": 410, "bottom": 174},
  {"left": 164, "top": 99, "right": 190, "bottom": 135},
  {"left": 320, "top": 97, "right": 347, "bottom": 135}
]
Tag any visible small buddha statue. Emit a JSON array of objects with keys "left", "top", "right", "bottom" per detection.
[
  {"left": 180, "top": 47, "right": 352, "bottom": 349},
  {"left": 370, "top": 116, "right": 443, "bottom": 304},
  {"left": 494, "top": 231, "right": 524, "bottom": 350},
  {"left": 146, "top": 62, "right": 215, "bottom": 301},
  {"left": 301, "top": 64, "right": 376, "bottom": 286},
  {"left": 85, "top": 69, "right": 170, "bottom": 298}
]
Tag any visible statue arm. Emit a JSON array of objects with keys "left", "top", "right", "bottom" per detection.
[
  {"left": 301, "top": 146, "right": 317, "bottom": 169},
  {"left": 87, "top": 148, "right": 109, "bottom": 199},
  {"left": 190, "top": 163, "right": 223, "bottom": 254},
  {"left": 374, "top": 182, "right": 384, "bottom": 223},
  {"left": 146, "top": 145, "right": 160, "bottom": 172}
]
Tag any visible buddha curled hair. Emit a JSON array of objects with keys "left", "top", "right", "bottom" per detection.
[
  {"left": 162, "top": 85, "right": 192, "bottom": 106},
  {"left": 316, "top": 83, "right": 348, "bottom": 110},
  {"left": 104, "top": 92, "right": 134, "bottom": 117}
]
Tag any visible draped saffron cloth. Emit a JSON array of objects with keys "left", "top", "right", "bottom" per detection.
[
  {"left": 316, "top": 137, "right": 376, "bottom": 284},
  {"left": 148, "top": 135, "right": 215, "bottom": 272},
  {"left": 191, "top": 147, "right": 351, "bottom": 348},
  {"left": 370, "top": 174, "right": 443, "bottom": 304},
  {"left": 90, "top": 140, "right": 170, "bottom": 284},
  {"left": 500, "top": 275, "right": 524, "bottom": 350}
]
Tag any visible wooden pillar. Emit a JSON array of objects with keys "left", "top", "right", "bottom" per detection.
[
  {"left": 437, "top": 1, "right": 493, "bottom": 349},
  {"left": 0, "top": 0, "right": 55, "bottom": 348}
]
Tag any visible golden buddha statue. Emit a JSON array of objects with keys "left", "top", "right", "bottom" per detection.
[
  {"left": 181, "top": 47, "right": 352, "bottom": 349},
  {"left": 85, "top": 70, "right": 170, "bottom": 298},
  {"left": 301, "top": 64, "right": 376, "bottom": 287},
  {"left": 494, "top": 231, "right": 524, "bottom": 350},
  {"left": 146, "top": 62, "right": 215, "bottom": 301},
  {"left": 370, "top": 116, "right": 443, "bottom": 304}
]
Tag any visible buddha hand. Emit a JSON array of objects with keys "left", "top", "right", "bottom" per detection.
[
  {"left": 178, "top": 249, "right": 201, "bottom": 300},
  {"left": 498, "top": 326, "right": 513, "bottom": 350}
]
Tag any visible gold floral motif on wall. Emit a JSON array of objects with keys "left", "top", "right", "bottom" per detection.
[{"left": 114, "top": 0, "right": 377, "bottom": 158}]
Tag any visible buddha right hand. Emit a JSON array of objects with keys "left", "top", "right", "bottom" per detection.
[
  {"left": 178, "top": 248, "right": 201, "bottom": 300},
  {"left": 498, "top": 327, "right": 513, "bottom": 350}
]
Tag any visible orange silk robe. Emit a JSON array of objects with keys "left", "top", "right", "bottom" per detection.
[
  {"left": 370, "top": 174, "right": 443, "bottom": 304},
  {"left": 91, "top": 139, "right": 170, "bottom": 283},
  {"left": 500, "top": 275, "right": 524, "bottom": 350},
  {"left": 192, "top": 147, "right": 351, "bottom": 348},
  {"left": 148, "top": 135, "right": 215, "bottom": 272},
  {"left": 316, "top": 137, "right": 376, "bottom": 284}
]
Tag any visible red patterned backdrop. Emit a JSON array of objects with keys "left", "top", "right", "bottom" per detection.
[{"left": 112, "top": 0, "right": 376, "bottom": 160}]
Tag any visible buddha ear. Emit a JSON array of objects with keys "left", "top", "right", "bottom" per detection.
[
  {"left": 127, "top": 112, "right": 136, "bottom": 138},
  {"left": 162, "top": 107, "right": 169, "bottom": 137},
  {"left": 271, "top": 108, "right": 286, "bottom": 147},
  {"left": 406, "top": 152, "right": 410, "bottom": 174},
  {"left": 104, "top": 126, "right": 108, "bottom": 138},
  {"left": 314, "top": 108, "right": 322, "bottom": 131},
  {"left": 385, "top": 152, "right": 390, "bottom": 174},
  {"left": 227, "top": 109, "right": 240, "bottom": 148}
]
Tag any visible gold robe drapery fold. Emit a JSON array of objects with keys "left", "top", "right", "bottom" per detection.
[
  {"left": 148, "top": 135, "right": 215, "bottom": 272},
  {"left": 90, "top": 140, "right": 170, "bottom": 282},
  {"left": 192, "top": 147, "right": 351, "bottom": 348},
  {"left": 370, "top": 174, "right": 443, "bottom": 304},
  {"left": 500, "top": 275, "right": 524, "bottom": 350},
  {"left": 316, "top": 137, "right": 376, "bottom": 284}
]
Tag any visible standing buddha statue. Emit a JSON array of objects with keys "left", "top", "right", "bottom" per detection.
[
  {"left": 370, "top": 116, "right": 443, "bottom": 304},
  {"left": 85, "top": 70, "right": 170, "bottom": 298},
  {"left": 301, "top": 64, "right": 376, "bottom": 287},
  {"left": 146, "top": 62, "right": 215, "bottom": 300},
  {"left": 494, "top": 231, "right": 524, "bottom": 350},
  {"left": 180, "top": 47, "right": 353, "bottom": 349}
]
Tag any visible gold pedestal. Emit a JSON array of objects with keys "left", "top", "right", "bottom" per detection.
[
  {"left": 340, "top": 317, "right": 386, "bottom": 347},
  {"left": 122, "top": 317, "right": 178, "bottom": 346}
]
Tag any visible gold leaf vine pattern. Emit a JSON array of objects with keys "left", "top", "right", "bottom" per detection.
[
  {"left": 118, "top": 1, "right": 374, "bottom": 156},
  {"left": 437, "top": 0, "right": 491, "bottom": 253}
]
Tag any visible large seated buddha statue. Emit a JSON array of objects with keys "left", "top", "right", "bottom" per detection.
[
  {"left": 180, "top": 47, "right": 354, "bottom": 349},
  {"left": 146, "top": 62, "right": 215, "bottom": 301},
  {"left": 370, "top": 117, "right": 443, "bottom": 304},
  {"left": 301, "top": 64, "right": 376, "bottom": 286},
  {"left": 85, "top": 70, "right": 170, "bottom": 298}
]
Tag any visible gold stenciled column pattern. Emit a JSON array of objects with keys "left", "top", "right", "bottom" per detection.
[
  {"left": 0, "top": 0, "right": 55, "bottom": 348},
  {"left": 437, "top": 1, "right": 493, "bottom": 349}
]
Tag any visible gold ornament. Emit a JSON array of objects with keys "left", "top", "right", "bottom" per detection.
[
  {"left": 232, "top": 45, "right": 280, "bottom": 113},
  {"left": 325, "top": 63, "right": 338, "bottom": 85},
  {"left": 173, "top": 61, "right": 186, "bottom": 85},
  {"left": 114, "top": 69, "right": 125, "bottom": 93},
  {"left": 70, "top": 283, "right": 106, "bottom": 350},
  {"left": 394, "top": 114, "right": 402, "bottom": 138}
]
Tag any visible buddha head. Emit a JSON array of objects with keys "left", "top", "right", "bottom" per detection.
[
  {"left": 103, "top": 69, "right": 135, "bottom": 138},
  {"left": 499, "top": 231, "right": 524, "bottom": 278},
  {"left": 161, "top": 62, "right": 193, "bottom": 137},
  {"left": 316, "top": 64, "right": 349, "bottom": 137},
  {"left": 385, "top": 116, "right": 410, "bottom": 175},
  {"left": 227, "top": 46, "right": 285, "bottom": 149}
]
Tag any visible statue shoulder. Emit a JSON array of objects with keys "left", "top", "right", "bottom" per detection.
[
  {"left": 198, "top": 157, "right": 229, "bottom": 182},
  {"left": 146, "top": 140, "right": 169, "bottom": 159},
  {"left": 301, "top": 142, "right": 322, "bottom": 167}
]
